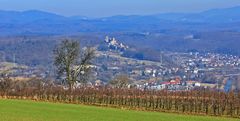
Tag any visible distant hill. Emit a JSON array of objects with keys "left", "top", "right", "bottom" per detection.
[
  {"left": 0, "top": 6, "right": 240, "bottom": 35},
  {"left": 0, "top": 10, "right": 66, "bottom": 24},
  {"left": 0, "top": 6, "right": 240, "bottom": 66}
]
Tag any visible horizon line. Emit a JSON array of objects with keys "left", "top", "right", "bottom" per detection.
[{"left": 0, "top": 5, "right": 240, "bottom": 18}]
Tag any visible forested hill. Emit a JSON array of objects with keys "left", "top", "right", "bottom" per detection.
[
  {"left": 1, "top": 6, "right": 240, "bottom": 35},
  {"left": 1, "top": 6, "right": 240, "bottom": 66}
]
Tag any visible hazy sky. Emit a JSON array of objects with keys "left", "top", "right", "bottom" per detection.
[{"left": 1, "top": 0, "right": 240, "bottom": 17}]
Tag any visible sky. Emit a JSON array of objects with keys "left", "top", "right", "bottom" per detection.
[{"left": 0, "top": 0, "right": 240, "bottom": 17}]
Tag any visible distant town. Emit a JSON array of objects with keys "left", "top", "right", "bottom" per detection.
[{"left": 1, "top": 36, "right": 239, "bottom": 92}]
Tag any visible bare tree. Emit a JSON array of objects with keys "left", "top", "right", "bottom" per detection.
[
  {"left": 0, "top": 77, "right": 15, "bottom": 96},
  {"left": 53, "top": 39, "right": 95, "bottom": 91},
  {"left": 109, "top": 74, "right": 130, "bottom": 88}
]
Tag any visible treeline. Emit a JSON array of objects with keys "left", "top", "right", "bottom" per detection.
[{"left": 0, "top": 78, "right": 240, "bottom": 118}]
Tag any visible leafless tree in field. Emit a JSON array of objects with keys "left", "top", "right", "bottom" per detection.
[{"left": 53, "top": 39, "right": 95, "bottom": 91}]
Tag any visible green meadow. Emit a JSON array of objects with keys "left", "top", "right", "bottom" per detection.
[{"left": 0, "top": 99, "right": 238, "bottom": 121}]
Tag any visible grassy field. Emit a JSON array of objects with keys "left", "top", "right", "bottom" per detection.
[{"left": 0, "top": 99, "right": 238, "bottom": 121}]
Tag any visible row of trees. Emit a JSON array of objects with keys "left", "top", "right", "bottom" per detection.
[{"left": 0, "top": 78, "right": 239, "bottom": 118}]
